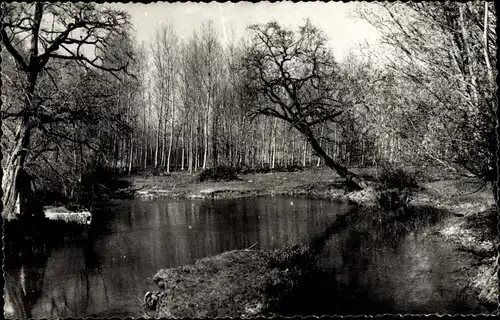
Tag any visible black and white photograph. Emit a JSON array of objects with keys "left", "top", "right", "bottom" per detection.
[{"left": 1, "top": 1, "right": 498, "bottom": 318}]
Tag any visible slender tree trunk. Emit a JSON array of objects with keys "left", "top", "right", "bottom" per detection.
[
  {"left": 361, "top": 139, "right": 365, "bottom": 167},
  {"left": 308, "top": 143, "right": 312, "bottom": 166},
  {"left": 195, "top": 117, "right": 200, "bottom": 171},
  {"left": 181, "top": 136, "right": 185, "bottom": 171},
  {"left": 202, "top": 101, "right": 209, "bottom": 169},
  {"left": 155, "top": 101, "right": 162, "bottom": 169},
  {"left": 188, "top": 122, "right": 193, "bottom": 174},
  {"left": 161, "top": 113, "right": 167, "bottom": 168},
  {"left": 128, "top": 139, "right": 134, "bottom": 175},
  {"left": 459, "top": 5, "right": 479, "bottom": 106},
  {"left": 143, "top": 106, "right": 147, "bottom": 170},
  {"left": 333, "top": 126, "right": 338, "bottom": 161},
  {"left": 212, "top": 104, "right": 218, "bottom": 168},
  {"left": 271, "top": 119, "right": 277, "bottom": 169},
  {"left": 302, "top": 140, "right": 307, "bottom": 167},
  {"left": 482, "top": 2, "right": 494, "bottom": 86},
  {"left": 317, "top": 124, "right": 324, "bottom": 167},
  {"left": 167, "top": 98, "right": 175, "bottom": 173},
  {"left": 144, "top": 93, "right": 150, "bottom": 170}
]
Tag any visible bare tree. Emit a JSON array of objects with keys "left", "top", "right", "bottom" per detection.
[
  {"left": 358, "top": 2, "right": 497, "bottom": 194},
  {"left": 243, "top": 20, "right": 367, "bottom": 189},
  {"left": 1, "top": 3, "right": 132, "bottom": 219}
]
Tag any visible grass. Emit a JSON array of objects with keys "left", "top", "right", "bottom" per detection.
[
  {"left": 411, "top": 176, "right": 497, "bottom": 310},
  {"left": 198, "top": 166, "right": 241, "bottom": 182},
  {"left": 439, "top": 205, "right": 498, "bottom": 309},
  {"left": 128, "top": 167, "right": 356, "bottom": 202},
  {"left": 144, "top": 246, "right": 314, "bottom": 318}
]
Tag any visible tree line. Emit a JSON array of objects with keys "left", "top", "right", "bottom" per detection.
[{"left": 1, "top": 2, "right": 497, "bottom": 219}]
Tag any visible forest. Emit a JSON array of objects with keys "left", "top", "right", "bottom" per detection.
[{"left": 1, "top": 2, "right": 496, "bottom": 219}]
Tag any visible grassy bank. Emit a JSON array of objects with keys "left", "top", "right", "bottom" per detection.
[
  {"left": 143, "top": 243, "right": 326, "bottom": 318},
  {"left": 125, "top": 167, "right": 373, "bottom": 203},
  {"left": 439, "top": 205, "right": 498, "bottom": 308},
  {"left": 410, "top": 177, "right": 498, "bottom": 308}
]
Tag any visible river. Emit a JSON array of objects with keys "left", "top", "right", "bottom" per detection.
[{"left": 3, "top": 196, "right": 486, "bottom": 318}]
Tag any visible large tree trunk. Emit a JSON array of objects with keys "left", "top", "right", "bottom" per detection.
[
  {"left": 2, "top": 6, "right": 43, "bottom": 220},
  {"left": 300, "top": 125, "right": 366, "bottom": 190},
  {"left": 2, "top": 123, "right": 31, "bottom": 220}
]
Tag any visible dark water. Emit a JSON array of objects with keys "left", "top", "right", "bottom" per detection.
[{"left": 3, "top": 197, "right": 487, "bottom": 318}]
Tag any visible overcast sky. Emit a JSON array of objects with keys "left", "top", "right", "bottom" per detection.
[{"left": 115, "top": 1, "right": 380, "bottom": 61}]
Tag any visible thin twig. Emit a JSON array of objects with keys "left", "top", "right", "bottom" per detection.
[{"left": 245, "top": 241, "right": 259, "bottom": 250}]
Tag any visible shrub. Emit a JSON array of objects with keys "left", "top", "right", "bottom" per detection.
[
  {"left": 77, "top": 161, "right": 115, "bottom": 209},
  {"left": 377, "top": 166, "right": 420, "bottom": 191},
  {"left": 377, "top": 189, "right": 413, "bottom": 209},
  {"left": 268, "top": 244, "right": 314, "bottom": 270},
  {"left": 198, "top": 166, "right": 240, "bottom": 182},
  {"left": 234, "top": 164, "right": 303, "bottom": 174},
  {"left": 36, "top": 189, "right": 68, "bottom": 207},
  {"left": 376, "top": 166, "right": 420, "bottom": 209},
  {"left": 235, "top": 166, "right": 255, "bottom": 175},
  {"left": 250, "top": 163, "right": 271, "bottom": 174},
  {"left": 286, "top": 165, "right": 303, "bottom": 172},
  {"left": 272, "top": 165, "right": 303, "bottom": 173}
]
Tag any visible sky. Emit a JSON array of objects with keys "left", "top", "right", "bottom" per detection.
[{"left": 115, "top": 1, "right": 380, "bottom": 61}]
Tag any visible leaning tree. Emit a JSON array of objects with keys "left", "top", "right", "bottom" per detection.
[
  {"left": 242, "top": 20, "right": 368, "bottom": 190},
  {"left": 1, "top": 2, "right": 133, "bottom": 219}
]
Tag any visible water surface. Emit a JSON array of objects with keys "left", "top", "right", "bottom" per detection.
[{"left": 3, "top": 196, "right": 486, "bottom": 318}]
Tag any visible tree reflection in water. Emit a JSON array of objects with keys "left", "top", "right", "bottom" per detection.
[
  {"left": 278, "top": 205, "right": 485, "bottom": 315},
  {"left": 3, "top": 198, "right": 488, "bottom": 317}
]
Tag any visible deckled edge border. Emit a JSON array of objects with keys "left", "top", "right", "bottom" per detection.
[
  {"left": 0, "top": 1, "right": 498, "bottom": 320},
  {"left": 495, "top": 0, "right": 499, "bottom": 316},
  {"left": 1, "top": 0, "right": 4, "bottom": 316}
]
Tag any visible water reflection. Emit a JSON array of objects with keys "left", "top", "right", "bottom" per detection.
[
  {"left": 4, "top": 197, "right": 348, "bottom": 318},
  {"left": 3, "top": 199, "right": 488, "bottom": 318},
  {"left": 287, "top": 206, "right": 483, "bottom": 315}
]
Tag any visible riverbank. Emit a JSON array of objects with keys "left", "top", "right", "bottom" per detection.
[
  {"left": 124, "top": 167, "right": 371, "bottom": 203},
  {"left": 143, "top": 243, "right": 330, "bottom": 317},
  {"left": 124, "top": 166, "right": 494, "bottom": 211},
  {"left": 410, "top": 178, "right": 498, "bottom": 308},
  {"left": 132, "top": 168, "right": 497, "bottom": 315},
  {"left": 143, "top": 248, "right": 279, "bottom": 317}
]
